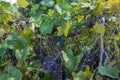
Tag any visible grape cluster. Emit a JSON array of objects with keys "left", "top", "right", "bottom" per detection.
[
  {"left": 43, "top": 56, "right": 56, "bottom": 73},
  {"left": 43, "top": 55, "right": 63, "bottom": 80},
  {"left": 77, "top": 52, "right": 99, "bottom": 71}
]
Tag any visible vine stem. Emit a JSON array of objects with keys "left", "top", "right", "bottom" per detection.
[{"left": 99, "top": 35, "right": 105, "bottom": 67}]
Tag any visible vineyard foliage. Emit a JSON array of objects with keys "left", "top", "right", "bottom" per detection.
[{"left": 0, "top": 0, "right": 120, "bottom": 80}]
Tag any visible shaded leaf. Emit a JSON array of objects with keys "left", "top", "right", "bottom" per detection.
[
  {"left": 62, "top": 49, "right": 81, "bottom": 72},
  {"left": 0, "top": 47, "right": 6, "bottom": 56},
  {"left": 7, "top": 66, "right": 22, "bottom": 80},
  {"left": 98, "top": 65, "right": 119, "bottom": 78},
  {"left": 0, "top": 74, "right": 9, "bottom": 80}
]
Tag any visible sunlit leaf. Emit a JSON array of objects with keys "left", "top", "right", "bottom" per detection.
[
  {"left": 55, "top": 5, "right": 62, "bottom": 14},
  {"left": 17, "top": 0, "right": 29, "bottom": 8},
  {"left": 59, "top": 2, "right": 72, "bottom": 10},
  {"left": 77, "top": 15, "right": 84, "bottom": 23},
  {"left": 93, "top": 23, "right": 105, "bottom": 35},
  {"left": 41, "top": 0, "right": 54, "bottom": 7},
  {"left": 31, "top": 4, "right": 39, "bottom": 12},
  {"left": 64, "top": 21, "right": 72, "bottom": 37},
  {"left": 40, "top": 20, "right": 54, "bottom": 35}
]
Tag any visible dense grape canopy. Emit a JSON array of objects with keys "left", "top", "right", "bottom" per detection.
[{"left": 0, "top": 0, "right": 120, "bottom": 80}]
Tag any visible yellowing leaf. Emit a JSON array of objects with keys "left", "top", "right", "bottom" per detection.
[
  {"left": 20, "top": 29, "right": 33, "bottom": 44},
  {"left": 114, "top": 33, "right": 120, "bottom": 41},
  {"left": 107, "top": 0, "right": 120, "bottom": 12},
  {"left": 93, "top": 23, "right": 105, "bottom": 35},
  {"left": 83, "top": 66, "right": 92, "bottom": 78},
  {"left": 115, "top": 35, "right": 119, "bottom": 41},
  {"left": 64, "top": 21, "right": 72, "bottom": 37},
  {"left": 77, "top": 15, "right": 84, "bottom": 23},
  {"left": 17, "top": 0, "right": 29, "bottom": 8},
  {"left": 57, "top": 26, "right": 64, "bottom": 36}
]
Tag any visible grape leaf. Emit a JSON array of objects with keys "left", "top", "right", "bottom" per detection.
[
  {"left": 98, "top": 65, "right": 119, "bottom": 78},
  {"left": 40, "top": 20, "right": 54, "bottom": 35},
  {"left": 62, "top": 49, "right": 81, "bottom": 72},
  {"left": 31, "top": 4, "right": 39, "bottom": 12},
  {"left": 59, "top": 2, "right": 72, "bottom": 10},
  {"left": 41, "top": 0, "right": 54, "bottom": 7},
  {"left": 20, "top": 29, "right": 33, "bottom": 44},
  {"left": 93, "top": 23, "right": 105, "bottom": 35},
  {"left": 0, "top": 74, "right": 9, "bottom": 80},
  {"left": 0, "top": 47, "right": 6, "bottom": 56},
  {"left": 64, "top": 21, "right": 72, "bottom": 37},
  {"left": 7, "top": 66, "right": 22, "bottom": 80},
  {"left": 17, "top": 0, "right": 29, "bottom": 8}
]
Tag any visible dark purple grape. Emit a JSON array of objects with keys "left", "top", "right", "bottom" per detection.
[
  {"left": 43, "top": 56, "right": 55, "bottom": 73},
  {"left": 38, "top": 72, "right": 45, "bottom": 78},
  {"left": 86, "top": 18, "right": 95, "bottom": 28},
  {"left": 52, "top": 64, "right": 63, "bottom": 80},
  {"left": 33, "top": 45, "right": 40, "bottom": 56},
  {"left": 20, "top": 23, "right": 25, "bottom": 30},
  {"left": 8, "top": 21, "right": 14, "bottom": 26},
  {"left": 59, "top": 36, "right": 65, "bottom": 48}
]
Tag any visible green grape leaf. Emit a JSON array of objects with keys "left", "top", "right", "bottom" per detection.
[
  {"left": 93, "top": 23, "right": 105, "bottom": 35},
  {"left": 55, "top": 5, "right": 62, "bottom": 14},
  {"left": 0, "top": 2, "right": 12, "bottom": 22},
  {"left": 0, "top": 74, "right": 9, "bottom": 80},
  {"left": 57, "top": 21, "right": 72, "bottom": 37},
  {"left": 15, "top": 50, "right": 22, "bottom": 60},
  {"left": 40, "top": 20, "right": 54, "bottom": 35},
  {"left": 62, "top": 49, "right": 81, "bottom": 72},
  {"left": 41, "top": 0, "right": 54, "bottom": 7},
  {"left": 15, "top": 36, "right": 27, "bottom": 49},
  {"left": 98, "top": 65, "right": 119, "bottom": 78},
  {"left": 0, "top": 47, "right": 6, "bottom": 56},
  {"left": 31, "top": 4, "right": 39, "bottom": 12},
  {"left": 59, "top": 2, "right": 72, "bottom": 10},
  {"left": 7, "top": 66, "right": 22, "bottom": 80}
]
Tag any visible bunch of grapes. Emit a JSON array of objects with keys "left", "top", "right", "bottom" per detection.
[
  {"left": 42, "top": 55, "right": 63, "bottom": 80},
  {"left": 77, "top": 52, "right": 99, "bottom": 71}
]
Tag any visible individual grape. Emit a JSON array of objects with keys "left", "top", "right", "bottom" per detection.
[
  {"left": 47, "top": 36, "right": 59, "bottom": 46},
  {"left": 8, "top": 21, "right": 14, "bottom": 26},
  {"left": 38, "top": 72, "right": 45, "bottom": 78},
  {"left": 86, "top": 18, "right": 96, "bottom": 28},
  {"left": 20, "top": 23, "right": 25, "bottom": 30},
  {"left": 33, "top": 45, "right": 40, "bottom": 56}
]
